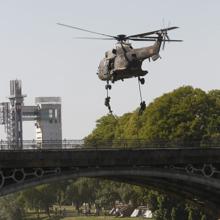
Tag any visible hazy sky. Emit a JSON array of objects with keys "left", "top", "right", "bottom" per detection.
[{"left": 0, "top": 0, "right": 219, "bottom": 139}]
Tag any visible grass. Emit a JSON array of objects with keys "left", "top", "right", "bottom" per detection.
[
  {"left": 60, "top": 218, "right": 151, "bottom": 220},
  {"left": 25, "top": 206, "right": 154, "bottom": 220},
  {"left": 25, "top": 214, "right": 154, "bottom": 220}
]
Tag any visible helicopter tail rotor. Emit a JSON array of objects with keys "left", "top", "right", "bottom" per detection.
[
  {"left": 162, "top": 31, "right": 169, "bottom": 50},
  {"left": 161, "top": 21, "right": 178, "bottom": 50}
]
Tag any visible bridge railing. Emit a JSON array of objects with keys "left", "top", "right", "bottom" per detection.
[
  {"left": 84, "top": 139, "right": 220, "bottom": 149},
  {"left": 0, "top": 140, "right": 84, "bottom": 150},
  {"left": 0, "top": 139, "right": 220, "bottom": 150}
]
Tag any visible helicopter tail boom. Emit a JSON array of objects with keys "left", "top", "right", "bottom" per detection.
[{"left": 129, "top": 39, "right": 162, "bottom": 61}]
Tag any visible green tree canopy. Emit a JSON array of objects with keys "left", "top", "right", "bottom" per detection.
[
  {"left": 83, "top": 86, "right": 220, "bottom": 220},
  {"left": 0, "top": 194, "right": 24, "bottom": 220},
  {"left": 85, "top": 86, "right": 220, "bottom": 148}
]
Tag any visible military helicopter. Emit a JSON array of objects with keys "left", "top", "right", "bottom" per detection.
[{"left": 57, "top": 23, "right": 182, "bottom": 113}]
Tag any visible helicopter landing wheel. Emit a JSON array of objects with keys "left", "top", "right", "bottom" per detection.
[
  {"left": 105, "top": 84, "right": 112, "bottom": 90},
  {"left": 139, "top": 78, "right": 145, "bottom": 85}
]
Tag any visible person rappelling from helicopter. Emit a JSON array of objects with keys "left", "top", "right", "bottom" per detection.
[{"left": 57, "top": 23, "right": 182, "bottom": 114}]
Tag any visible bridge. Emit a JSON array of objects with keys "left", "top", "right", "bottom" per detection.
[{"left": 0, "top": 141, "right": 220, "bottom": 217}]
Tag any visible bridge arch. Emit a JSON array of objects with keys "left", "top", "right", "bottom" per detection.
[
  {"left": 1, "top": 147, "right": 220, "bottom": 217},
  {"left": 1, "top": 166, "right": 220, "bottom": 215}
]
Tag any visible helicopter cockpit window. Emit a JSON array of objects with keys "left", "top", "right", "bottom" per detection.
[{"left": 112, "top": 49, "right": 116, "bottom": 54}]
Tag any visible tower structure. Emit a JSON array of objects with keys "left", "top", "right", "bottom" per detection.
[
  {"left": 0, "top": 102, "right": 10, "bottom": 140},
  {"left": 35, "top": 97, "right": 62, "bottom": 148},
  {"left": 8, "top": 80, "right": 26, "bottom": 149}
]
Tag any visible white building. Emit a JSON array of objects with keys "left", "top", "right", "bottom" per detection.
[{"left": 35, "top": 97, "right": 62, "bottom": 148}]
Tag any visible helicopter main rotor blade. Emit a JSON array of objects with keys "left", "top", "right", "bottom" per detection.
[
  {"left": 129, "top": 38, "right": 157, "bottom": 41},
  {"left": 73, "top": 37, "right": 116, "bottom": 40},
  {"left": 162, "top": 39, "right": 183, "bottom": 42},
  {"left": 57, "top": 23, "right": 116, "bottom": 39},
  {"left": 129, "top": 38, "right": 183, "bottom": 42},
  {"left": 130, "top": 36, "right": 182, "bottom": 40},
  {"left": 127, "top": 26, "right": 179, "bottom": 38}
]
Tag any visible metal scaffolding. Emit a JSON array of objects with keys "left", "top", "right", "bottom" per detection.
[
  {"left": 0, "top": 80, "right": 62, "bottom": 149},
  {"left": 7, "top": 80, "right": 26, "bottom": 149}
]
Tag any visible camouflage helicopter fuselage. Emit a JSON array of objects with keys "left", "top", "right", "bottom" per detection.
[
  {"left": 56, "top": 23, "right": 180, "bottom": 84},
  {"left": 98, "top": 38, "right": 162, "bottom": 82}
]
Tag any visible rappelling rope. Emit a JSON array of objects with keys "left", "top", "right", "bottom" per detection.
[
  {"left": 138, "top": 78, "right": 143, "bottom": 103},
  {"left": 138, "top": 78, "right": 146, "bottom": 115},
  {"left": 105, "top": 84, "right": 113, "bottom": 114}
]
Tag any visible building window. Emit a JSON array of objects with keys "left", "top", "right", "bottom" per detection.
[
  {"left": 49, "top": 109, "right": 53, "bottom": 123},
  {"left": 54, "top": 109, "right": 58, "bottom": 123}
]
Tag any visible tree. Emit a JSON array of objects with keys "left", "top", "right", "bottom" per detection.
[
  {"left": 86, "top": 86, "right": 220, "bottom": 148},
  {"left": 66, "top": 178, "right": 99, "bottom": 213},
  {"left": 95, "top": 180, "right": 121, "bottom": 209},
  {"left": 85, "top": 115, "right": 118, "bottom": 147},
  {"left": 22, "top": 187, "right": 40, "bottom": 210},
  {"left": 21, "top": 184, "right": 56, "bottom": 217},
  {"left": 138, "top": 86, "right": 217, "bottom": 147},
  {"left": 50, "top": 181, "right": 69, "bottom": 214},
  {"left": 201, "top": 90, "right": 220, "bottom": 147},
  {"left": 85, "top": 86, "right": 220, "bottom": 219},
  {"left": 0, "top": 194, "right": 24, "bottom": 220}
]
